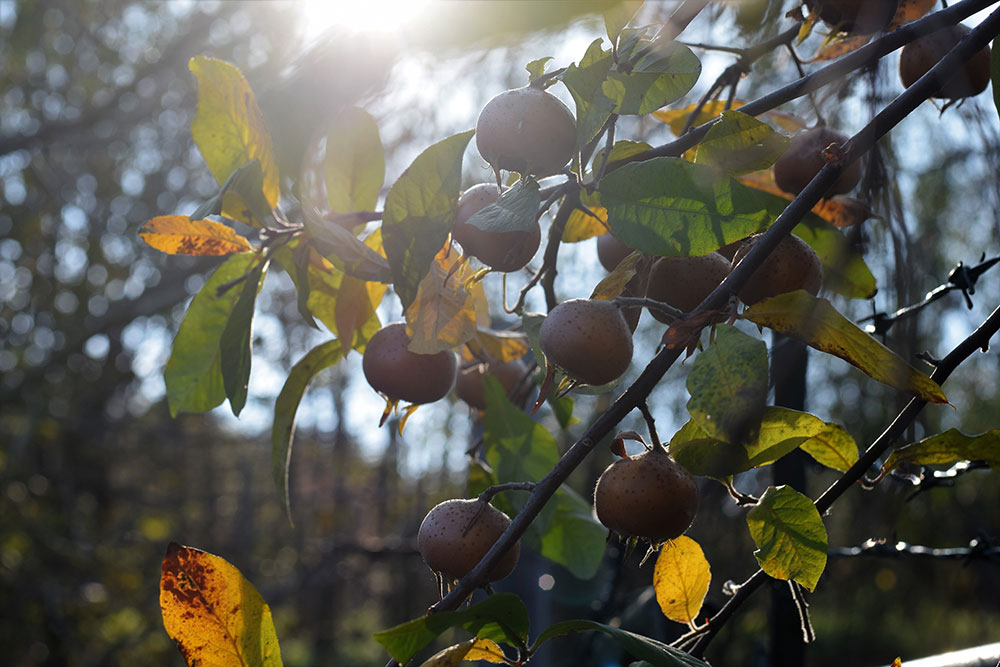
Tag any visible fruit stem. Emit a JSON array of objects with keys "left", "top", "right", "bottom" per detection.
[
  {"left": 614, "top": 296, "right": 685, "bottom": 321},
  {"left": 476, "top": 482, "right": 536, "bottom": 506},
  {"left": 637, "top": 401, "right": 664, "bottom": 452}
]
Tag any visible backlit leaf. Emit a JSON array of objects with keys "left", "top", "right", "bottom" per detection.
[
  {"left": 879, "top": 429, "right": 1000, "bottom": 481},
  {"left": 604, "top": 1, "right": 643, "bottom": 42},
  {"left": 417, "top": 640, "right": 476, "bottom": 667},
  {"left": 220, "top": 260, "right": 268, "bottom": 416},
  {"left": 140, "top": 216, "right": 253, "bottom": 256},
  {"left": 653, "top": 536, "right": 711, "bottom": 625},
  {"left": 590, "top": 250, "right": 640, "bottom": 300},
  {"left": 325, "top": 107, "right": 385, "bottom": 214},
  {"left": 335, "top": 273, "right": 382, "bottom": 352},
  {"left": 742, "top": 291, "right": 947, "bottom": 404},
  {"left": 373, "top": 593, "right": 529, "bottom": 664},
  {"left": 464, "top": 638, "right": 509, "bottom": 663},
  {"left": 746, "top": 485, "right": 827, "bottom": 591},
  {"left": 526, "top": 56, "right": 554, "bottom": 82},
  {"left": 604, "top": 41, "right": 701, "bottom": 115},
  {"left": 808, "top": 34, "right": 871, "bottom": 63},
  {"left": 465, "top": 177, "right": 540, "bottom": 234},
  {"left": 738, "top": 171, "right": 875, "bottom": 228},
  {"left": 686, "top": 325, "right": 768, "bottom": 444},
  {"left": 467, "top": 328, "right": 531, "bottom": 363},
  {"left": 165, "top": 253, "right": 258, "bottom": 416},
  {"left": 562, "top": 38, "right": 617, "bottom": 148},
  {"left": 670, "top": 420, "right": 750, "bottom": 478},
  {"left": 695, "top": 111, "right": 789, "bottom": 176},
  {"left": 532, "top": 620, "right": 711, "bottom": 667},
  {"left": 189, "top": 57, "right": 279, "bottom": 223},
  {"left": 563, "top": 206, "right": 608, "bottom": 243},
  {"left": 303, "top": 207, "right": 393, "bottom": 283},
  {"left": 756, "top": 407, "right": 858, "bottom": 472},
  {"left": 600, "top": 157, "right": 771, "bottom": 257},
  {"left": 383, "top": 130, "right": 474, "bottom": 309},
  {"left": 406, "top": 246, "right": 488, "bottom": 354},
  {"left": 654, "top": 100, "right": 742, "bottom": 136},
  {"left": 160, "top": 542, "right": 283, "bottom": 667},
  {"left": 272, "top": 340, "right": 343, "bottom": 523}
]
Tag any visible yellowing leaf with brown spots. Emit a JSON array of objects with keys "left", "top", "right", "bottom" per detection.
[
  {"left": 160, "top": 542, "right": 283, "bottom": 667},
  {"left": 590, "top": 251, "right": 640, "bottom": 301},
  {"left": 405, "top": 246, "right": 488, "bottom": 354},
  {"left": 189, "top": 57, "right": 280, "bottom": 224},
  {"left": 140, "top": 216, "right": 254, "bottom": 256},
  {"left": 563, "top": 205, "right": 608, "bottom": 243},
  {"left": 464, "top": 638, "right": 509, "bottom": 663},
  {"left": 653, "top": 536, "right": 711, "bottom": 626}
]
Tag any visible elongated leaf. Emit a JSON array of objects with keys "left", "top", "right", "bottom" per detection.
[
  {"left": 272, "top": 340, "right": 343, "bottom": 522},
  {"left": 373, "top": 593, "right": 529, "bottom": 664},
  {"left": 604, "top": 1, "right": 643, "bottom": 42},
  {"left": 695, "top": 111, "right": 789, "bottom": 176},
  {"left": 475, "top": 378, "right": 606, "bottom": 579},
  {"left": 532, "top": 620, "right": 711, "bottom": 667},
  {"left": 687, "top": 325, "right": 768, "bottom": 444},
  {"left": 160, "top": 543, "right": 282, "bottom": 667},
  {"left": 601, "top": 157, "right": 771, "bottom": 257},
  {"left": 564, "top": 207, "right": 608, "bottom": 242},
  {"left": 792, "top": 216, "right": 876, "bottom": 299},
  {"left": 653, "top": 537, "right": 711, "bottom": 625},
  {"left": 466, "top": 328, "right": 531, "bottom": 363},
  {"left": 220, "top": 261, "right": 267, "bottom": 416},
  {"left": 165, "top": 253, "right": 258, "bottom": 416},
  {"left": 880, "top": 428, "right": 1000, "bottom": 480},
  {"left": 303, "top": 207, "right": 393, "bottom": 283},
  {"left": 746, "top": 485, "right": 827, "bottom": 592},
  {"left": 383, "top": 130, "right": 474, "bottom": 309},
  {"left": 562, "top": 38, "right": 617, "bottom": 148},
  {"left": 140, "top": 216, "right": 253, "bottom": 256},
  {"left": 325, "top": 107, "right": 385, "bottom": 214},
  {"left": 190, "top": 159, "right": 274, "bottom": 224},
  {"left": 189, "top": 57, "right": 279, "bottom": 223},
  {"left": 405, "top": 245, "right": 488, "bottom": 354},
  {"left": 604, "top": 41, "right": 701, "bottom": 116},
  {"left": 465, "top": 177, "right": 540, "bottom": 233},
  {"left": 743, "top": 292, "right": 947, "bottom": 404},
  {"left": 591, "top": 251, "right": 640, "bottom": 300},
  {"left": 757, "top": 407, "right": 858, "bottom": 472}
]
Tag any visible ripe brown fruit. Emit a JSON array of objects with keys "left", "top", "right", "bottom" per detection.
[
  {"left": 899, "top": 24, "right": 992, "bottom": 99},
  {"left": 805, "top": 0, "right": 898, "bottom": 34},
  {"left": 594, "top": 447, "right": 698, "bottom": 543},
  {"left": 645, "top": 252, "right": 731, "bottom": 322},
  {"left": 452, "top": 183, "right": 541, "bottom": 272},
  {"left": 773, "top": 127, "right": 861, "bottom": 197},
  {"left": 596, "top": 233, "right": 635, "bottom": 272},
  {"left": 539, "top": 298, "right": 633, "bottom": 386},
  {"left": 476, "top": 87, "right": 577, "bottom": 177},
  {"left": 362, "top": 322, "right": 457, "bottom": 404},
  {"left": 417, "top": 498, "right": 520, "bottom": 582},
  {"left": 454, "top": 359, "right": 527, "bottom": 410},
  {"left": 731, "top": 233, "right": 823, "bottom": 305}
]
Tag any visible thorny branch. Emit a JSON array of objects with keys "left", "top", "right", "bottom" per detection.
[{"left": 829, "top": 537, "right": 1000, "bottom": 563}]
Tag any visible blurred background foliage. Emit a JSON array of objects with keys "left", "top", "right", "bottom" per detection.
[{"left": 0, "top": 1, "right": 998, "bottom": 666}]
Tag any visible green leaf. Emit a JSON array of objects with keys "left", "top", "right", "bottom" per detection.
[
  {"left": 220, "top": 260, "right": 267, "bottom": 416},
  {"left": 793, "top": 217, "right": 877, "bottom": 300},
  {"left": 373, "top": 593, "right": 529, "bottom": 664},
  {"left": 603, "top": 41, "right": 701, "bottom": 115},
  {"left": 880, "top": 428, "right": 1000, "bottom": 480},
  {"left": 188, "top": 57, "right": 279, "bottom": 224},
  {"left": 526, "top": 56, "right": 554, "bottom": 82},
  {"left": 669, "top": 420, "right": 750, "bottom": 478},
  {"left": 382, "top": 130, "right": 475, "bottom": 309},
  {"left": 757, "top": 407, "right": 858, "bottom": 472},
  {"left": 465, "top": 177, "right": 540, "bottom": 234},
  {"left": 479, "top": 377, "right": 606, "bottom": 579},
  {"left": 325, "top": 107, "right": 385, "bottom": 214},
  {"left": 190, "top": 159, "right": 275, "bottom": 224},
  {"left": 746, "top": 485, "right": 827, "bottom": 592},
  {"left": 695, "top": 110, "right": 790, "bottom": 176},
  {"left": 604, "top": 1, "right": 644, "bottom": 43},
  {"left": 687, "top": 325, "right": 768, "bottom": 444},
  {"left": 562, "top": 39, "right": 617, "bottom": 148},
  {"left": 272, "top": 340, "right": 343, "bottom": 523},
  {"left": 601, "top": 157, "right": 770, "bottom": 257},
  {"left": 302, "top": 208, "right": 392, "bottom": 283},
  {"left": 165, "top": 253, "right": 258, "bottom": 416},
  {"left": 594, "top": 139, "right": 653, "bottom": 172},
  {"left": 532, "top": 620, "right": 711, "bottom": 667},
  {"left": 742, "top": 292, "right": 947, "bottom": 404},
  {"left": 550, "top": 395, "right": 578, "bottom": 429}
]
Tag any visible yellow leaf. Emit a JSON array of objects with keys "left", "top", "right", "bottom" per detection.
[
  {"left": 807, "top": 34, "right": 872, "bottom": 63},
  {"left": 189, "top": 57, "right": 280, "bottom": 223},
  {"left": 405, "top": 246, "right": 485, "bottom": 354},
  {"left": 562, "top": 205, "right": 608, "bottom": 243},
  {"left": 418, "top": 640, "right": 475, "bottom": 667},
  {"left": 140, "top": 216, "right": 253, "bottom": 256},
  {"left": 895, "top": 0, "right": 936, "bottom": 23},
  {"left": 590, "top": 251, "right": 640, "bottom": 301},
  {"left": 654, "top": 100, "right": 743, "bottom": 136},
  {"left": 737, "top": 172, "right": 872, "bottom": 228},
  {"left": 467, "top": 328, "right": 531, "bottom": 363},
  {"left": 160, "top": 542, "right": 283, "bottom": 667},
  {"left": 653, "top": 536, "right": 711, "bottom": 626},
  {"left": 464, "top": 638, "right": 509, "bottom": 663}
]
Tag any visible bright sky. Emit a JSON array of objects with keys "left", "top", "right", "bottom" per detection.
[{"left": 297, "top": 0, "right": 431, "bottom": 40}]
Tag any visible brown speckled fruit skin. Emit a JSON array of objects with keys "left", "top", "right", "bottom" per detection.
[
  {"left": 731, "top": 234, "right": 823, "bottom": 305},
  {"left": 539, "top": 299, "right": 633, "bottom": 386},
  {"left": 594, "top": 448, "right": 698, "bottom": 543},
  {"left": 805, "top": 0, "right": 898, "bottom": 34},
  {"left": 476, "top": 87, "right": 577, "bottom": 177},
  {"left": 645, "top": 253, "right": 731, "bottom": 321},
  {"left": 773, "top": 127, "right": 861, "bottom": 197},
  {"left": 417, "top": 499, "right": 520, "bottom": 581},
  {"left": 454, "top": 220, "right": 541, "bottom": 272},
  {"left": 899, "top": 24, "right": 992, "bottom": 99},
  {"left": 455, "top": 359, "right": 527, "bottom": 410},
  {"left": 362, "top": 323, "right": 457, "bottom": 404},
  {"left": 596, "top": 233, "right": 634, "bottom": 273}
]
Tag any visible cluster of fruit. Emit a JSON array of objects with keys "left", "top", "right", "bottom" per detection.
[{"left": 366, "top": 5, "right": 993, "bottom": 586}]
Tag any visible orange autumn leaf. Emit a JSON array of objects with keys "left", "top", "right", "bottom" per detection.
[
  {"left": 894, "top": 0, "right": 936, "bottom": 23},
  {"left": 140, "top": 216, "right": 254, "bottom": 256},
  {"left": 738, "top": 171, "right": 872, "bottom": 227},
  {"left": 160, "top": 542, "right": 283, "bottom": 667}
]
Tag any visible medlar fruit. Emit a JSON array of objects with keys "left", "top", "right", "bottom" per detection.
[
  {"left": 452, "top": 183, "right": 541, "bottom": 272},
  {"left": 805, "top": 0, "right": 898, "bottom": 34},
  {"left": 645, "top": 252, "right": 731, "bottom": 322},
  {"left": 362, "top": 322, "right": 458, "bottom": 404},
  {"left": 454, "top": 359, "right": 527, "bottom": 410},
  {"left": 730, "top": 233, "right": 823, "bottom": 305},
  {"left": 899, "top": 24, "right": 991, "bottom": 99},
  {"left": 417, "top": 498, "right": 520, "bottom": 582},
  {"left": 476, "top": 87, "right": 577, "bottom": 177},
  {"left": 539, "top": 298, "right": 633, "bottom": 386},
  {"left": 773, "top": 127, "right": 861, "bottom": 197}
]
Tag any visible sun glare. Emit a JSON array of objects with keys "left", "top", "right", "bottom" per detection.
[{"left": 299, "top": 0, "right": 430, "bottom": 40}]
